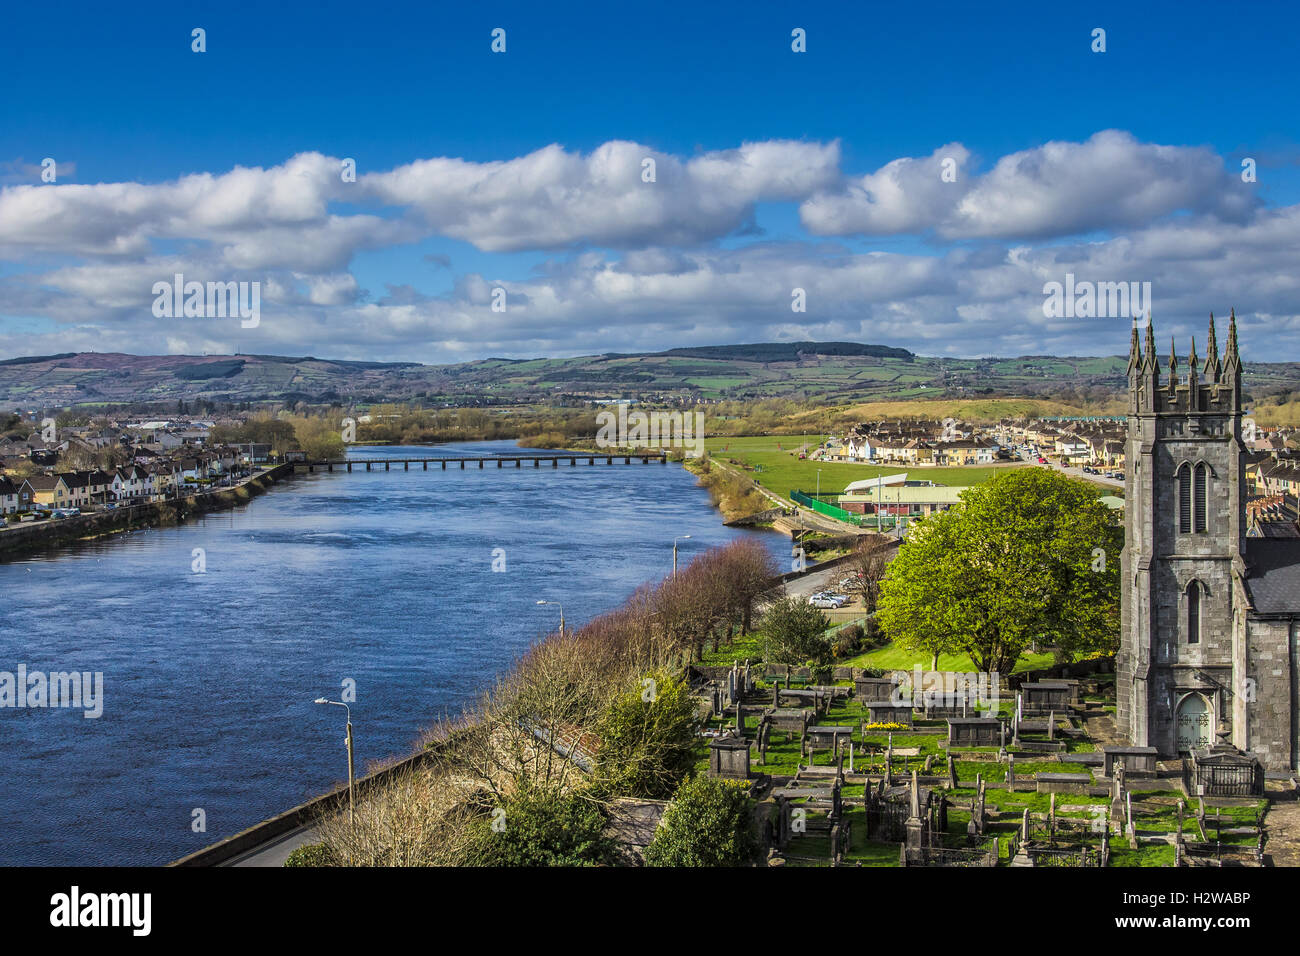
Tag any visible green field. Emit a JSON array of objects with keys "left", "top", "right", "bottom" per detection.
[
  {"left": 844, "top": 642, "right": 1056, "bottom": 674},
  {"left": 704, "top": 434, "right": 1022, "bottom": 501}
]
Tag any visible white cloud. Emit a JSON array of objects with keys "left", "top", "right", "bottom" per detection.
[{"left": 0, "top": 133, "right": 1296, "bottom": 363}]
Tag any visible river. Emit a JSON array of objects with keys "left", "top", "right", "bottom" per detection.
[{"left": 0, "top": 441, "right": 788, "bottom": 865}]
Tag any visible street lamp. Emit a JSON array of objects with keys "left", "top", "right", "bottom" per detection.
[
  {"left": 816, "top": 469, "right": 822, "bottom": 498},
  {"left": 314, "top": 698, "right": 355, "bottom": 827},
  {"left": 536, "top": 599, "right": 565, "bottom": 634},
  {"left": 673, "top": 534, "right": 691, "bottom": 577}
]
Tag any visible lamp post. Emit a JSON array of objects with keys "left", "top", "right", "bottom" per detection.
[
  {"left": 673, "top": 535, "right": 691, "bottom": 577},
  {"left": 314, "top": 698, "right": 354, "bottom": 827},
  {"left": 816, "top": 469, "right": 822, "bottom": 498},
  {"left": 536, "top": 599, "right": 565, "bottom": 634}
]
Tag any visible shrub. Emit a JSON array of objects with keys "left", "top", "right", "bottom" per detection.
[
  {"left": 466, "top": 788, "right": 615, "bottom": 867},
  {"left": 832, "top": 624, "right": 864, "bottom": 659},
  {"left": 283, "top": 842, "right": 336, "bottom": 867},
  {"left": 594, "top": 670, "right": 701, "bottom": 799},
  {"left": 643, "top": 775, "right": 759, "bottom": 867}
]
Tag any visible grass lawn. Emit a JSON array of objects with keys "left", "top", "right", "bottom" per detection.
[
  {"left": 845, "top": 642, "right": 1057, "bottom": 674},
  {"left": 703, "top": 435, "right": 1022, "bottom": 503}
]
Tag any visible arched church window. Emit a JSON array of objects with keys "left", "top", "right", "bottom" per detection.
[
  {"left": 1177, "top": 463, "right": 1192, "bottom": 533},
  {"left": 1194, "top": 463, "right": 1209, "bottom": 532},
  {"left": 1187, "top": 580, "right": 1202, "bottom": 645}
]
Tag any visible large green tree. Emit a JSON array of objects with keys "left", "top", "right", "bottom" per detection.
[
  {"left": 760, "top": 596, "right": 832, "bottom": 667},
  {"left": 875, "top": 468, "right": 1121, "bottom": 674}
]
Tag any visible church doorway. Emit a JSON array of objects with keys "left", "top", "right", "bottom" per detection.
[{"left": 1175, "top": 693, "right": 1213, "bottom": 752}]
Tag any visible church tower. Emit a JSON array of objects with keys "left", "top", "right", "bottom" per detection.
[{"left": 1117, "top": 312, "right": 1248, "bottom": 755}]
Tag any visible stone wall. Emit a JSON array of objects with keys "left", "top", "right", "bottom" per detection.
[
  {"left": 0, "top": 464, "right": 294, "bottom": 560},
  {"left": 1245, "top": 617, "right": 1298, "bottom": 772}
]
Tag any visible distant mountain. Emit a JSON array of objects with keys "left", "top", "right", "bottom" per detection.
[{"left": 0, "top": 343, "right": 1296, "bottom": 410}]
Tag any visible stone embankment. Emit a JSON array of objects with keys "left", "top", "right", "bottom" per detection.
[{"left": 0, "top": 463, "right": 295, "bottom": 560}]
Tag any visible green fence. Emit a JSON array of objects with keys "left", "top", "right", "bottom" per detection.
[
  {"left": 791, "top": 490, "right": 901, "bottom": 530},
  {"left": 791, "top": 490, "right": 862, "bottom": 525}
]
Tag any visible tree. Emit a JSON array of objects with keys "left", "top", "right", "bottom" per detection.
[
  {"left": 643, "top": 775, "right": 759, "bottom": 867},
  {"left": 850, "top": 534, "right": 894, "bottom": 611},
  {"left": 595, "top": 670, "right": 700, "bottom": 799},
  {"left": 875, "top": 468, "right": 1121, "bottom": 674},
  {"left": 292, "top": 416, "right": 345, "bottom": 460},
  {"left": 760, "top": 596, "right": 832, "bottom": 667},
  {"left": 466, "top": 788, "right": 614, "bottom": 867}
]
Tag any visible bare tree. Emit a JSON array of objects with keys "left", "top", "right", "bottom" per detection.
[{"left": 852, "top": 534, "right": 895, "bottom": 612}]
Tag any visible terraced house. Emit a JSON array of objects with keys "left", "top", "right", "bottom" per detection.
[{"left": 0, "top": 477, "right": 18, "bottom": 514}]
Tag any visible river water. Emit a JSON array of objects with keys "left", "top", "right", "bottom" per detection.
[{"left": 0, "top": 441, "right": 788, "bottom": 865}]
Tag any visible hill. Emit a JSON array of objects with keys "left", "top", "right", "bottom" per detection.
[{"left": 0, "top": 343, "right": 1297, "bottom": 412}]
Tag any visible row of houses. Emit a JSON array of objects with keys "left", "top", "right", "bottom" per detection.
[
  {"left": 995, "top": 419, "right": 1127, "bottom": 467},
  {"left": 0, "top": 416, "right": 236, "bottom": 467},
  {"left": 822, "top": 416, "right": 1128, "bottom": 467},
  {"left": 0, "top": 454, "right": 243, "bottom": 515},
  {"left": 824, "top": 422, "right": 1001, "bottom": 466}
]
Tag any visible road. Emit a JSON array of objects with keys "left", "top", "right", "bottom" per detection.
[
  {"left": 1056, "top": 464, "right": 1123, "bottom": 488},
  {"left": 219, "top": 824, "right": 319, "bottom": 867}
]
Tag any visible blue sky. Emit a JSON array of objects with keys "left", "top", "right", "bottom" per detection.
[{"left": 2, "top": 1, "right": 1299, "bottom": 363}]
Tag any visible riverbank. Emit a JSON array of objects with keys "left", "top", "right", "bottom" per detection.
[{"left": 0, "top": 463, "right": 295, "bottom": 560}]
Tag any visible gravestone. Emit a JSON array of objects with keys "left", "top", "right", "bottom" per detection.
[
  {"left": 946, "top": 717, "right": 1001, "bottom": 747},
  {"left": 708, "top": 735, "right": 751, "bottom": 780}
]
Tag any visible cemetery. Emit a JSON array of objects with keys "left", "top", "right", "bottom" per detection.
[{"left": 689, "top": 661, "right": 1283, "bottom": 867}]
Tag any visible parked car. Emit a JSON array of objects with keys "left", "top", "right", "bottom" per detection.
[{"left": 809, "top": 595, "right": 839, "bottom": 609}]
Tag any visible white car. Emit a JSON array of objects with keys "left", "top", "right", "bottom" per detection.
[{"left": 809, "top": 595, "right": 839, "bottom": 609}]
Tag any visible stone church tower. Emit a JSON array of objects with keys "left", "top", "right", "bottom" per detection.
[{"left": 1117, "top": 312, "right": 1247, "bottom": 757}]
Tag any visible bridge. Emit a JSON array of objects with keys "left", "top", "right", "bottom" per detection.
[{"left": 295, "top": 452, "right": 669, "bottom": 473}]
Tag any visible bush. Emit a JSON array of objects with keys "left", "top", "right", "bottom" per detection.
[
  {"left": 283, "top": 842, "right": 336, "bottom": 867},
  {"left": 466, "top": 789, "right": 615, "bottom": 867},
  {"left": 644, "top": 775, "right": 759, "bottom": 867},
  {"left": 761, "top": 597, "right": 832, "bottom": 667},
  {"left": 595, "top": 670, "right": 701, "bottom": 799},
  {"left": 832, "top": 623, "right": 864, "bottom": 659}
]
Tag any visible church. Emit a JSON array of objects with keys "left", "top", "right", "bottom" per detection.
[{"left": 1117, "top": 311, "right": 1300, "bottom": 773}]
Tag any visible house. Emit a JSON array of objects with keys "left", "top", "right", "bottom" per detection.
[
  {"left": 112, "top": 466, "right": 149, "bottom": 503},
  {"left": 0, "top": 477, "right": 19, "bottom": 514},
  {"left": 1053, "top": 432, "right": 1092, "bottom": 464},
  {"left": 1258, "top": 459, "right": 1300, "bottom": 497},
  {"left": 837, "top": 483, "right": 967, "bottom": 517},
  {"left": 60, "top": 471, "right": 93, "bottom": 509},
  {"left": 21, "top": 474, "right": 70, "bottom": 509},
  {"left": 933, "top": 437, "right": 997, "bottom": 465},
  {"left": 150, "top": 465, "right": 178, "bottom": 498},
  {"left": 1246, "top": 494, "right": 1300, "bottom": 538}
]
